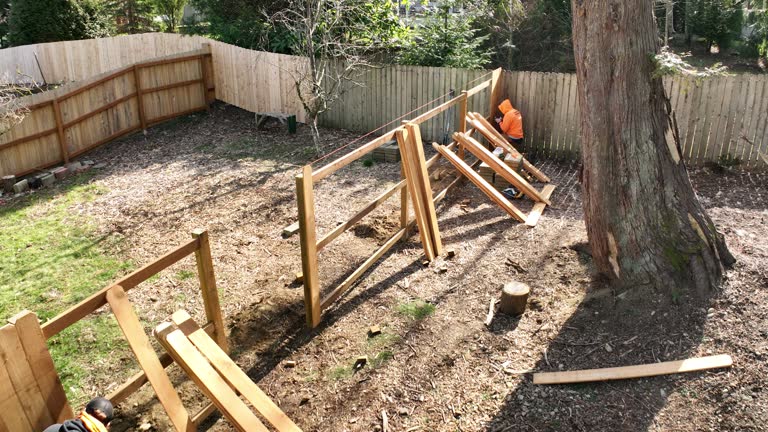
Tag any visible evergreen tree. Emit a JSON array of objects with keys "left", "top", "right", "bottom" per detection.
[
  {"left": 687, "top": 0, "right": 744, "bottom": 51},
  {"left": 152, "top": 0, "right": 187, "bottom": 33},
  {"left": 106, "top": 0, "right": 157, "bottom": 34},
  {"left": 8, "top": 0, "right": 110, "bottom": 46}
]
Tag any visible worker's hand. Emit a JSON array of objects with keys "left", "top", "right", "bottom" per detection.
[{"left": 495, "top": 116, "right": 502, "bottom": 124}]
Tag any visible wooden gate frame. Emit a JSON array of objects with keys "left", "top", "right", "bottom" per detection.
[{"left": 296, "top": 69, "right": 504, "bottom": 327}]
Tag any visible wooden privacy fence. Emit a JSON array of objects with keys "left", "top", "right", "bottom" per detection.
[
  {"left": 0, "top": 230, "right": 227, "bottom": 431},
  {"left": 0, "top": 46, "right": 214, "bottom": 177},
  {"left": 297, "top": 70, "right": 503, "bottom": 327}
]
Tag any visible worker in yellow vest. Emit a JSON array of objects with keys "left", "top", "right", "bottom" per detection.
[{"left": 495, "top": 99, "right": 524, "bottom": 146}]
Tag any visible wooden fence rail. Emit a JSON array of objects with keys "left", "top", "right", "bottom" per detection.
[
  {"left": 0, "top": 46, "right": 214, "bottom": 177},
  {"left": 298, "top": 70, "right": 503, "bottom": 327}
]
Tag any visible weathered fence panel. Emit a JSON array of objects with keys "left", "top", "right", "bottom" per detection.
[{"left": 0, "top": 48, "right": 213, "bottom": 177}]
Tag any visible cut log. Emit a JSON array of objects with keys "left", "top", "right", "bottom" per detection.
[{"left": 499, "top": 282, "right": 530, "bottom": 315}]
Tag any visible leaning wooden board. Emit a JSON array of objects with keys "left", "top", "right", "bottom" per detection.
[{"left": 533, "top": 354, "right": 733, "bottom": 385}]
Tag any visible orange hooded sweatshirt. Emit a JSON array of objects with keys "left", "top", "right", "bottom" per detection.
[{"left": 498, "top": 99, "right": 523, "bottom": 139}]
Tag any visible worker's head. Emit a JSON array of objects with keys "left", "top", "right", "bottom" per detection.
[
  {"left": 498, "top": 99, "right": 514, "bottom": 114},
  {"left": 85, "top": 397, "right": 114, "bottom": 427}
]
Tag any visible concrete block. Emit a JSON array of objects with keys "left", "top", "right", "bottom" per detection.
[
  {"left": 41, "top": 173, "right": 55, "bottom": 187},
  {"left": 82, "top": 160, "right": 95, "bottom": 166},
  {"left": 52, "top": 167, "right": 69, "bottom": 180},
  {"left": 66, "top": 162, "right": 82, "bottom": 172},
  {"left": 13, "top": 179, "right": 29, "bottom": 194}
]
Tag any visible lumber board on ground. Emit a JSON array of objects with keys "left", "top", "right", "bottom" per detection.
[
  {"left": 171, "top": 311, "right": 302, "bottom": 432},
  {"left": 155, "top": 324, "right": 269, "bottom": 432},
  {"left": 468, "top": 112, "right": 551, "bottom": 183},
  {"left": 454, "top": 132, "right": 550, "bottom": 204},
  {"left": 433, "top": 143, "right": 526, "bottom": 222},
  {"left": 397, "top": 127, "right": 435, "bottom": 260},
  {"left": 525, "top": 184, "right": 556, "bottom": 227},
  {"left": 107, "top": 286, "right": 195, "bottom": 432},
  {"left": 533, "top": 354, "right": 733, "bottom": 385},
  {"left": 282, "top": 222, "right": 299, "bottom": 238},
  {"left": 8, "top": 312, "right": 73, "bottom": 423}
]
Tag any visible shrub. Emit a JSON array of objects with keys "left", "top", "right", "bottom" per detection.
[
  {"left": 8, "top": 0, "right": 110, "bottom": 46},
  {"left": 687, "top": 0, "right": 744, "bottom": 52}
]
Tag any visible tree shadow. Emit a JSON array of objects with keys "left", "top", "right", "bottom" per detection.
[{"left": 484, "top": 273, "right": 718, "bottom": 431}]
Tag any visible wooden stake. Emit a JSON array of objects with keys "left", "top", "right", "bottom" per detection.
[
  {"left": 296, "top": 165, "right": 321, "bottom": 327},
  {"left": 533, "top": 354, "right": 733, "bottom": 385},
  {"left": 458, "top": 91, "right": 468, "bottom": 161},
  {"left": 191, "top": 229, "right": 229, "bottom": 353}
]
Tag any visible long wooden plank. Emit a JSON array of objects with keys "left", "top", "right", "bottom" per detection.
[
  {"left": 405, "top": 123, "right": 443, "bottom": 256},
  {"left": 8, "top": 312, "right": 73, "bottom": 423},
  {"left": 296, "top": 165, "right": 321, "bottom": 328},
  {"left": 533, "top": 354, "right": 733, "bottom": 385},
  {"left": 321, "top": 227, "right": 408, "bottom": 310},
  {"left": 396, "top": 127, "right": 435, "bottom": 260},
  {"left": 171, "top": 311, "right": 302, "bottom": 432},
  {"left": 433, "top": 143, "right": 527, "bottom": 222},
  {"left": 140, "top": 78, "right": 204, "bottom": 95},
  {"left": 454, "top": 132, "right": 550, "bottom": 205},
  {"left": 0, "top": 127, "right": 58, "bottom": 151},
  {"left": 107, "top": 286, "right": 195, "bottom": 432},
  {"left": 42, "top": 238, "right": 200, "bottom": 338},
  {"left": 525, "top": 184, "right": 556, "bottom": 227},
  {"left": 467, "top": 112, "right": 551, "bottom": 183},
  {"left": 155, "top": 324, "right": 269, "bottom": 432},
  {"left": 0, "top": 324, "right": 53, "bottom": 431},
  {"left": 61, "top": 92, "right": 138, "bottom": 128},
  {"left": 312, "top": 131, "right": 397, "bottom": 182}
]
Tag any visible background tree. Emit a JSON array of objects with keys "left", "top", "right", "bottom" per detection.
[
  {"left": 271, "top": 0, "right": 405, "bottom": 150},
  {"left": 188, "top": 0, "right": 289, "bottom": 49},
  {"left": 687, "top": 0, "right": 744, "bottom": 51},
  {"left": 106, "top": 0, "right": 157, "bottom": 34},
  {"left": 512, "top": 0, "right": 574, "bottom": 71},
  {"left": 153, "top": 0, "right": 187, "bottom": 33},
  {"left": 570, "top": 0, "right": 734, "bottom": 301},
  {"left": 398, "top": 4, "right": 494, "bottom": 69},
  {"left": 8, "top": 0, "right": 111, "bottom": 46},
  {"left": 0, "top": 0, "right": 10, "bottom": 48}
]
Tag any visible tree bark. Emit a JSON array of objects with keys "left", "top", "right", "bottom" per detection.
[{"left": 570, "top": 0, "right": 734, "bottom": 301}]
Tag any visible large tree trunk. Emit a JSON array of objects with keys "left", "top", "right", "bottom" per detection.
[{"left": 571, "top": 1, "right": 734, "bottom": 301}]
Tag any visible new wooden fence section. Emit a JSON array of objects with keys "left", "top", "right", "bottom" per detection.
[
  {"left": 0, "top": 230, "right": 227, "bottom": 431},
  {"left": 0, "top": 46, "right": 215, "bottom": 177},
  {"left": 297, "top": 69, "right": 503, "bottom": 327}
]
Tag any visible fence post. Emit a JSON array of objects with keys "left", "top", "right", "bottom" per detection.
[
  {"left": 200, "top": 43, "right": 213, "bottom": 112},
  {"left": 488, "top": 68, "right": 503, "bottom": 119},
  {"left": 133, "top": 65, "right": 147, "bottom": 132},
  {"left": 400, "top": 162, "right": 409, "bottom": 241},
  {"left": 296, "top": 165, "right": 321, "bottom": 328},
  {"left": 52, "top": 99, "right": 69, "bottom": 164},
  {"left": 458, "top": 90, "right": 468, "bottom": 161},
  {"left": 191, "top": 229, "right": 229, "bottom": 353}
]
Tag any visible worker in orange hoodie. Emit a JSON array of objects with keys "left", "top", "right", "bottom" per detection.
[{"left": 495, "top": 99, "right": 524, "bottom": 146}]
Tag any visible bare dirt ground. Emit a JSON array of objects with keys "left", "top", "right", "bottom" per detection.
[{"left": 26, "top": 104, "right": 768, "bottom": 431}]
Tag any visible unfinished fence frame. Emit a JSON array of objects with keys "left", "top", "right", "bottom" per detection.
[
  {"left": 0, "top": 44, "right": 215, "bottom": 178},
  {"left": 34, "top": 229, "right": 227, "bottom": 427},
  {"left": 297, "top": 69, "right": 503, "bottom": 328}
]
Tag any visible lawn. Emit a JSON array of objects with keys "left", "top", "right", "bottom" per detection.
[{"left": 0, "top": 172, "right": 133, "bottom": 402}]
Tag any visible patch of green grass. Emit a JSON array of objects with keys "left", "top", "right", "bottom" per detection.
[
  {"left": 367, "top": 331, "right": 401, "bottom": 350},
  {"left": 397, "top": 299, "right": 435, "bottom": 320},
  {"left": 176, "top": 269, "right": 196, "bottom": 281},
  {"left": 328, "top": 365, "right": 354, "bottom": 381},
  {"left": 370, "top": 350, "right": 394, "bottom": 369},
  {"left": 362, "top": 158, "right": 374, "bottom": 167},
  {"left": 0, "top": 174, "right": 133, "bottom": 403}
]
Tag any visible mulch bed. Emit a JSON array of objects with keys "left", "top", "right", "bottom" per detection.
[{"left": 17, "top": 103, "right": 767, "bottom": 431}]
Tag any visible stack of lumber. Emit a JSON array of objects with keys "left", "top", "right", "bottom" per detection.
[
  {"left": 397, "top": 123, "right": 442, "bottom": 260},
  {"left": 372, "top": 140, "right": 401, "bottom": 163}
]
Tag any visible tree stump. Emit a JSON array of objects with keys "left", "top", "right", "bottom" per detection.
[{"left": 500, "top": 281, "right": 530, "bottom": 315}]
